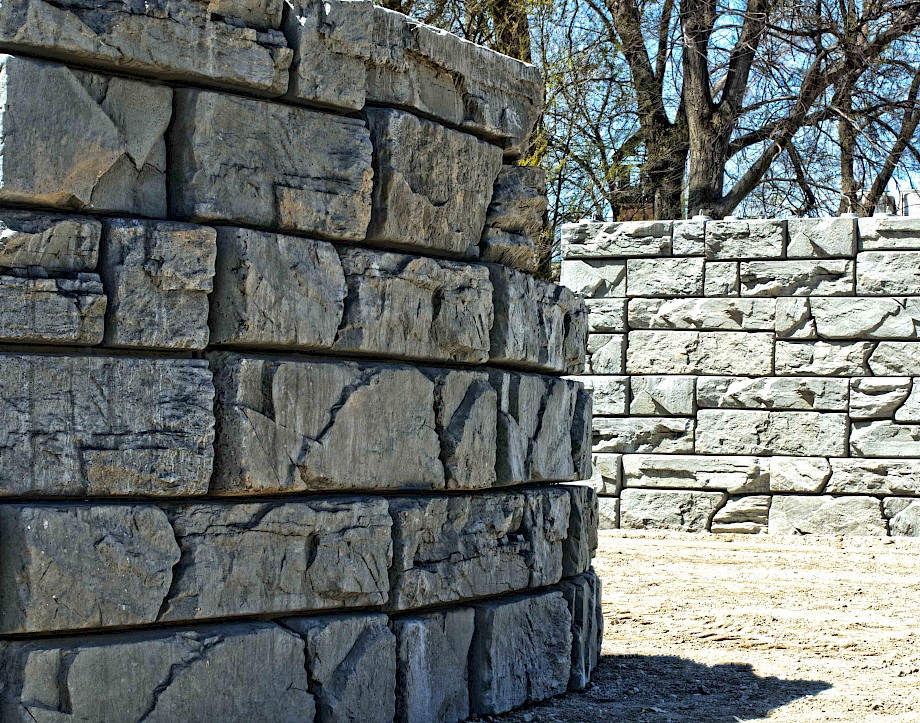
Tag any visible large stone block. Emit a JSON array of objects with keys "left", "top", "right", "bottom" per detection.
[
  {"left": 710, "top": 495, "right": 770, "bottom": 534},
  {"left": 586, "top": 298, "right": 627, "bottom": 332},
  {"left": 0, "top": 0, "right": 291, "bottom": 94},
  {"left": 100, "top": 219, "right": 215, "bottom": 349},
  {"left": 885, "top": 498, "right": 920, "bottom": 536},
  {"left": 0, "top": 210, "right": 99, "bottom": 272},
  {"left": 469, "top": 591, "right": 572, "bottom": 715},
  {"left": 480, "top": 165, "right": 547, "bottom": 273},
  {"left": 572, "top": 375, "right": 628, "bottom": 416},
  {"left": 696, "top": 410, "right": 848, "bottom": 456},
  {"left": 593, "top": 417, "right": 695, "bottom": 454},
  {"left": 626, "top": 257, "right": 704, "bottom": 297},
  {"left": 827, "top": 459, "right": 920, "bottom": 495},
  {"left": 775, "top": 298, "right": 817, "bottom": 339},
  {"left": 768, "top": 495, "right": 887, "bottom": 535},
  {"left": 365, "top": 109, "right": 502, "bottom": 257},
  {"left": 585, "top": 333, "right": 625, "bottom": 374},
  {"left": 562, "top": 484, "right": 599, "bottom": 576},
  {"left": 170, "top": 89, "right": 372, "bottom": 240},
  {"left": 858, "top": 217, "right": 920, "bottom": 250},
  {"left": 623, "top": 454, "right": 769, "bottom": 494},
  {"left": 0, "top": 273, "right": 104, "bottom": 345},
  {"left": 850, "top": 421, "right": 920, "bottom": 457},
  {"left": 0, "top": 55, "right": 169, "bottom": 216},
  {"left": 560, "top": 259, "right": 626, "bottom": 298},
  {"left": 628, "top": 298, "right": 775, "bottom": 331},
  {"left": 629, "top": 375, "right": 696, "bottom": 415},
  {"left": 672, "top": 220, "right": 706, "bottom": 255},
  {"left": 619, "top": 489, "right": 726, "bottom": 532},
  {"left": 0, "top": 623, "right": 315, "bottom": 722},
  {"left": 775, "top": 341, "right": 873, "bottom": 376},
  {"left": 0, "top": 355, "right": 214, "bottom": 497},
  {"left": 393, "top": 608, "right": 475, "bottom": 723},
  {"left": 769, "top": 457, "right": 831, "bottom": 493},
  {"left": 869, "top": 342, "right": 920, "bottom": 375},
  {"left": 598, "top": 497, "right": 620, "bottom": 529},
  {"left": 705, "top": 220, "right": 785, "bottom": 259},
  {"left": 560, "top": 570, "right": 603, "bottom": 691},
  {"left": 787, "top": 218, "right": 856, "bottom": 258},
  {"left": 488, "top": 263, "right": 588, "bottom": 374},
  {"left": 627, "top": 330, "right": 774, "bottom": 375},
  {"left": 588, "top": 454, "right": 622, "bottom": 495},
  {"left": 284, "top": 613, "right": 396, "bottom": 723},
  {"left": 696, "top": 376, "right": 849, "bottom": 411},
  {"left": 856, "top": 251, "right": 920, "bottom": 295},
  {"left": 561, "top": 221, "right": 671, "bottom": 259},
  {"left": 849, "top": 377, "right": 912, "bottom": 419},
  {"left": 387, "top": 488, "right": 569, "bottom": 610},
  {"left": 739, "top": 260, "right": 853, "bottom": 296},
  {"left": 703, "top": 261, "right": 739, "bottom": 296},
  {"left": 809, "top": 298, "right": 920, "bottom": 339}
]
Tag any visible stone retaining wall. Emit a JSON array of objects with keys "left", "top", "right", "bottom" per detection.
[
  {"left": 0, "top": 4, "right": 601, "bottom": 720},
  {"left": 562, "top": 216, "right": 920, "bottom": 536}
]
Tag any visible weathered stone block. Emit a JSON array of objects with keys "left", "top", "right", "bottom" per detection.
[
  {"left": 740, "top": 260, "right": 853, "bottom": 296},
  {"left": 775, "top": 298, "right": 817, "bottom": 339},
  {"left": 629, "top": 375, "right": 696, "bottom": 415},
  {"left": 894, "top": 381, "right": 920, "bottom": 422},
  {"left": 585, "top": 333, "right": 625, "bottom": 374},
  {"left": 850, "top": 421, "right": 920, "bottom": 457},
  {"left": 626, "top": 257, "right": 704, "bottom": 297},
  {"left": 0, "top": 0, "right": 291, "bottom": 94},
  {"left": 827, "top": 459, "right": 920, "bottom": 495},
  {"left": 696, "top": 410, "right": 847, "bottom": 456},
  {"left": 787, "top": 218, "right": 856, "bottom": 258},
  {"left": 696, "top": 376, "right": 849, "bottom": 411},
  {"left": 623, "top": 454, "right": 769, "bottom": 494},
  {"left": 593, "top": 417, "right": 695, "bottom": 454},
  {"left": 768, "top": 495, "right": 887, "bottom": 535},
  {"left": 710, "top": 495, "right": 770, "bottom": 534},
  {"left": 628, "top": 298, "right": 775, "bottom": 331},
  {"left": 869, "top": 342, "right": 920, "bottom": 375},
  {"left": 572, "top": 375, "right": 628, "bottom": 416},
  {"left": 598, "top": 497, "right": 619, "bottom": 529},
  {"left": 619, "top": 489, "right": 726, "bottom": 532},
  {"left": 469, "top": 591, "right": 572, "bottom": 715},
  {"left": 561, "top": 221, "right": 671, "bottom": 259},
  {"left": 387, "top": 488, "right": 569, "bottom": 610},
  {"left": 588, "top": 454, "right": 622, "bottom": 495},
  {"left": 560, "top": 259, "right": 626, "bottom": 298},
  {"left": 627, "top": 330, "right": 774, "bottom": 375},
  {"left": 0, "top": 273, "right": 104, "bottom": 345},
  {"left": 562, "top": 484, "right": 599, "bottom": 576},
  {"left": 769, "top": 456, "right": 831, "bottom": 493},
  {"left": 480, "top": 165, "right": 546, "bottom": 273},
  {"left": 0, "top": 210, "right": 99, "bottom": 272},
  {"left": 489, "top": 264, "right": 587, "bottom": 373},
  {"left": 856, "top": 251, "right": 920, "bottom": 295},
  {"left": 170, "top": 89, "right": 372, "bottom": 240},
  {"left": 886, "top": 498, "right": 920, "bottom": 536},
  {"left": 0, "top": 56, "right": 169, "bottom": 216},
  {"left": 101, "top": 219, "right": 215, "bottom": 349},
  {"left": 560, "top": 570, "right": 603, "bottom": 691},
  {"left": 587, "top": 298, "right": 627, "bottom": 332},
  {"left": 0, "top": 623, "right": 315, "bottom": 722},
  {"left": 365, "top": 109, "right": 502, "bottom": 257},
  {"left": 705, "top": 220, "right": 785, "bottom": 259},
  {"left": 672, "top": 220, "right": 706, "bottom": 256},
  {"left": 858, "top": 217, "right": 920, "bottom": 250},
  {"left": 0, "top": 355, "right": 214, "bottom": 497},
  {"left": 809, "top": 298, "right": 920, "bottom": 339},
  {"left": 284, "top": 613, "right": 396, "bottom": 723},
  {"left": 849, "top": 378, "right": 911, "bottom": 419},
  {"left": 775, "top": 341, "right": 873, "bottom": 376},
  {"left": 703, "top": 261, "right": 739, "bottom": 296}
]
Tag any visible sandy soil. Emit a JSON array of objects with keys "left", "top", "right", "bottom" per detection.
[{"left": 483, "top": 530, "right": 920, "bottom": 722}]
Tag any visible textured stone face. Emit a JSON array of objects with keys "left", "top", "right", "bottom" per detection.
[
  {"left": 826, "top": 459, "right": 920, "bottom": 495},
  {"left": 623, "top": 455, "right": 769, "bottom": 494},
  {"left": 769, "top": 495, "right": 887, "bottom": 535},
  {"left": 573, "top": 375, "right": 628, "bottom": 416},
  {"left": 849, "top": 378, "right": 912, "bottom": 419},
  {"left": 627, "top": 331, "right": 774, "bottom": 375},
  {"left": 775, "top": 341, "right": 874, "bottom": 376},
  {"left": 858, "top": 217, "right": 920, "bottom": 249},
  {"left": 0, "top": 623, "right": 315, "bottom": 723},
  {"left": 710, "top": 495, "right": 770, "bottom": 534},
  {"left": 562, "top": 484, "right": 599, "bottom": 577},
  {"left": 561, "top": 571, "right": 603, "bottom": 691},
  {"left": 0, "top": 0, "right": 291, "bottom": 94},
  {"left": 787, "top": 218, "right": 856, "bottom": 258},
  {"left": 561, "top": 258, "right": 626, "bottom": 298},
  {"left": 696, "top": 410, "right": 848, "bottom": 456},
  {"left": 586, "top": 334, "right": 626, "bottom": 374},
  {"left": 627, "top": 257, "right": 704, "bottom": 297},
  {"left": 869, "top": 342, "right": 920, "bottom": 375},
  {"left": 393, "top": 608, "right": 475, "bottom": 723},
  {"left": 619, "top": 489, "right": 726, "bottom": 532},
  {"left": 704, "top": 261, "right": 739, "bottom": 295},
  {"left": 769, "top": 457, "right": 831, "bottom": 493},
  {"left": 740, "top": 260, "right": 853, "bottom": 296},
  {"left": 628, "top": 298, "right": 775, "bottom": 331},
  {"left": 775, "top": 298, "right": 817, "bottom": 339},
  {"left": 705, "top": 220, "right": 785, "bottom": 259},
  {"left": 586, "top": 299, "right": 627, "bottom": 332},
  {"left": 469, "top": 591, "right": 572, "bottom": 715},
  {"left": 696, "top": 376, "right": 849, "bottom": 411},
  {"left": 672, "top": 220, "right": 706, "bottom": 256},
  {"left": 809, "top": 298, "right": 920, "bottom": 339},
  {"left": 284, "top": 613, "right": 396, "bottom": 723},
  {"left": 589, "top": 453, "right": 622, "bottom": 495},
  {"left": 0, "top": 355, "right": 214, "bottom": 497},
  {"left": 856, "top": 251, "right": 920, "bottom": 295},
  {"left": 101, "top": 219, "right": 215, "bottom": 349},
  {"left": 561, "top": 221, "right": 671, "bottom": 258},
  {"left": 598, "top": 497, "right": 620, "bottom": 529},
  {"left": 365, "top": 109, "right": 503, "bottom": 257},
  {"left": 0, "top": 210, "right": 99, "bottom": 272},
  {"left": 629, "top": 375, "right": 696, "bottom": 415},
  {"left": 0, "top": 274, "right": 104, "bottom": 345},
  {"left": 593, "top": 417, "right": 695, "bottom": 454},
  {"left": 850, "top": 421, "right": 920, "bottom": 457},
  {"left": 480, "top": 165, "right": 547, "bottom": 273},
  {"left": 886, "top": 498, "right": 920, "bottom": 536},
  {"left": 0, "top": 55, "right": 170, "bottom": 216},
  {"left": 170, "top": 89, "right": 372, "bottom": 240}
]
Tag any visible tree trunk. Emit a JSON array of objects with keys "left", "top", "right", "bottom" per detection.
[
  {"left": 484, "top": 0, "right": 532, "bottom": 62},
  {"left": 687, "top": 132, "right": 729, "bottom": 217}
]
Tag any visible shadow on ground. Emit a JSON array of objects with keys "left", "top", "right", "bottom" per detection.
[{"left": 482, "top": 654, "right": 831, "bottom": 722}]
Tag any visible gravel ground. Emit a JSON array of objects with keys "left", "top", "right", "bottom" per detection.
[{"left": 482, "top": 530, "right": 920, "bottom": 722}]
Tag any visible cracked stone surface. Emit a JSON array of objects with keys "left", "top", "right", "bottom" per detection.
[
  {"left": 560, "top": 259, "right": 626, "bottom": 298},
  {"left": 0, "top": 55, "right": 170, "bottom": 216},
  {"left": 0, "top": 623, "right": 315, "bottom": 722},
  {"left": 572, "top": 375, "right": 628, "bottom": 416},
  {"left": 628, "top": 298, "right": 775, "bottom": 331},
  {"left": 627, "top": 331, "right": 774, "bottom": 376},
  {"left": 561, "top": 570, "right": 603, "bottom": 692},
  {"left": 284, "top": 613, "right": 395, "bottom": 723},
  {"left": 775, "top": 341, "right": 874, "bottom": 376},
  {"left": 769, "top": 457, "right": 832, "bottom": 493},
  {"left": 101, "top": 219, "right": 216, "bottom": 349},
  {"left": 769, "top": 495, "right": 887, "bottom": 535},
  {"left": 696, "top": 376, "right": 848, "bottom": 411},
  {"left": 850, "top": 420, "right": 920, "bottom": 457},
  {"left": 809, "top": 298, "right": 920, "bottom": 339},
  {"left": 585, "top": 334, "right": 625, "bottom": 374},
  {"left": 619, "top": 489, "right": 727, "bottom": 532},
  {"left": 479, "top": 166, "right": 546, "bottom": 273},
  {"left": 170, "top": 89, "right": 372, "bottom": 240},
  {"left": 365, "top": 109, "right": 502, "bottom": 258},
  {"left": 858, "top": 217, "right": 920, "bottom": 249},
  {"left": 629, "top": 375, "right": 695, "bottom": 416},
  {"left": 0, "top": 0, "right": 291, "bottom": 94},
  {"left": 869, "top": 342, "right": 920, "bottom": 375},
  {"left": 849, "top": 378, "right": 912, "bottom": 419},
  {"left": 672, "top": 220, "right": 706, "bottom": 256},
  {"left": 856, "top": 251, "right": 920, "bottom": 295},
  {"left": 710, "top": 495, "right": 770, "bottom": 534},
  {"left": 0, "top": 209, "right": 99, "bottom": 272},
  {"left": 386, "top": 488, "right": 570, "bottom": 610},
  {"left": 469, "top": 590, "right": 572, "bottom": 715},
  {"left": 586, "top": 299, "right": 626, "bottom": 333},
  {"left": 886, "top": 497, "right": 920, "bottom": 536},
  {"left": 775, "top": 297, "right": 817, "bottom": 339},
  {"left": 626, "top": 257, "right": 704, "bottom": 297},
  {"left": 623, "top": 455, "right": 769, "bottom": 495},
  {"left": 0, "top": 273, "right": 104, "bottom": 345},
  {"left": 561, "top": 221, "right": 671, "bottom": 258},
  {"left": 703, "top": 261, "right": 739, "bottom": 295},
  {"left": 561, "top": 484, "right": 599, "bottom": 577},
  {"left": 787, "top": 218, "right": 856, "bottom": 258},
  {"left": 827, "top": 458, "right": 920, "bottom": 495},
  {"left": 593, "top": 417, "right": 695, "bottom": 455},
  {"left": 740, "top": 260, "right": 853, "bottom": 296},
  {"left": 696, "top": 410, "right": 848, "bottom": 456},
  {"left": 705, "top": 220, "right": 785, "bottom": 259},
  {"left": 0, "top": 355, "right": 214, "bottom": 497}
]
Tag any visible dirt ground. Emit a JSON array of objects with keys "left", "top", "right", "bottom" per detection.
[{"left": 485, "top": 530, "right": 920, "bottom": 722}]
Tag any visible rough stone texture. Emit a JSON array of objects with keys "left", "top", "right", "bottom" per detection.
[
  {"left": 0, "top": 354, "right": 214, "bottom": 497},
  {"left": 827, "top": 459, "right": 920, "bottom": 495},
  {"left": 598, "top": 497, "right": 620, "bottom": 529},
  {"left": 393, "top": 608, "right": 475, "bottom": 723},
  {"left": 0, "top": 210, "right": 99, "bottom": 272},
  {"left": 704, "top": 261, "right": 739, "bottom": 296},
  {"left": 856, "top": 251, "right": 920, "bottom": 295},
  {"left": 623, "top": 455, "right": 769, "bottom": 494},
  {"left": 768, "top": 495, "right": 887, "bottom": 535},
  {"left": 696, "top": 376, "right": 849, "bottom": 411},
  {"left": 850, "top": 421, "right": 920, "bottom": 457},
  {"left": 787, "top": 218, "right": 856, "bottom": 258},
  {"left": 586, "top": 299, "right": 627, "bottom": 333},
  {"left": 0, "top": 55, "right": 170, "bottom": 216},
  {"left": 0, "top": 0, "right": 291, "bottom": 94},
  {"left": 593, "top": 417, "right": 695, "bottom": 454},
  {"left": 705, "top": 220, "right": 785, "bottom": 259},
  {"left": 619, "top": 489, "right": 726, "bottom": 532},
  {"left": 628, "top": 298, "right": 774, "bottom": 331},
  {"left": 858, "top": 217, "right": 920, "bottom": 250},
  {"left": 560, "top": 259, "right": 625, "bottom": 298},
  {"left": 629, "top": 375, "right": 696, "bottom": 415},
  {"left": 561, "top": 570, "right": 603, "bottom": 691},
  {"left": 809, "top": 298, "right": 920, "bottom": 339},
  {"left": 696, "top": 410, "right": 848, "bottom": 456},
  {"left": 886, "top": 498, "right": 920, "bottom": 536},
  {"left": 480, "top": 165, "right": 547, "bottom": 273},
  {"left": 672, "top": 220, "right": 706, "bottom": 256},
  {"left": 387, "top": 489, "right": 570, "bottom": 610},
  {"left": 0, "top": 273, "right": 104, "bottom": 345},
  {"left": 849, "top": 378, "right": 911, "bottom": 419},
  {"left": 769, "top": 457, "right": 831, "bottom": 493},
  {"left": 627, "top": 331, "right": 774, "bottom": 375},
  {"left": 710, "top": 495, "right": 770, "bottom": 534},
  {"left": 101, "top": 219, "right": 215, "bottom": 349},
  {"left": 869, "top": 342, "right": 920, "bottom": 375},
  {"left": 562, "top": 484, "right": 599, "bottom": 577},
  {"left": 573, "top": 375, "right": 628, "bottom": 415},
  {"left": 775, "top": 341, "right": 874, "bottom": 376},
  {"left": 585, "top": 334, "right": 626, "bottom": 374},
  {"left": 170, "top": 89, "right": 372, "bottom": 240},
  {"left": 775, "top": 298, "right": 818, "bottom": 339},
  {"left": 740, "top": 260, "right": 853, "bottom": 296},
  {"left": 588, "top": 454, "right": 622, "bottom": 495},
  {"left": 561, "top": 221, "right": 671, "bottom": 258},
  {"left": 0, "top": 623, "right": 315, "bottom": 722},
  {"left": 894, "top": 381, "right": 920, "bottom": 422},
  {"left": 626, "top": 257, "right": 704, "bottom": 297},
  {"left": 489, "top": 263, "right": 587, "bottom": 374},
  {"left": 284, "top": 613, "right": 396, "bottom": 723},
  {"left": 469, "top": 591, "right": 572, "bottom": 715}
]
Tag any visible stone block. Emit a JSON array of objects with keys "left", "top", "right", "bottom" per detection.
[
  {"left": 284, "top": 613, "right": 396, "bottom": 723},
  {"left": 561, "top": 221, "right": 671, "bottom": 258},
  {"left": 787, "top": 218, "right": 857, "bottom": 258},
  {"left": 827, "top": 459, "right": 920, "bottom": 495},
  {"left": 710, "top": 495, "right": 770, "bottom": 534},
  {"left": 588, "top": 454, "right": 622, "bottom": 495},
  {"left": 0, "top": 623, "right": 314, "bottom": 722},
  {"left": 628, "top": 298, "right": 775, "bottom": 331},
  {"left": 769, "top": 456, "right": 831, "bottom": 493},
  {"left": 366, "top": 6, "right": 543, "bottom": 156},
  {"left": 101, "top": 219, "right": 215, "bottom": 349},
  {"left": 850, "top": 420, "right": 920, "bottom": 457},
  {"left": 0, "top": 210, "right": 99, "bottom": 272},
  {"left": 0, "top": 355, "right": 213, "bottom": 497},
  {"left": 489, "top": 264, "right": 587, "bottom": 374},
  {"left": 562, "top": 484, "right": 599, "bottom": 576},
  {"left": 572, "top": 385, "right": 594, "bottom": 480},
  {"left": 170, "top": 89, "right": 372, "bottom": 240},
  {"left": 619, "top": 489, "right": 726, "bottom": 532},
  {"left": 587, "top": 298, "right": 627, "bottom": 332},
  {"left": 393, "top": 608, "right": 475, "bottom": 723},
  {"left": 629, "top": 375, "right": 696, "bottom": 415},
  {"left": 858, "top": 217, "right": 920, "bottom": 250},
  {"left": 560, "top": 570, "right": 603, "bottom": 691},
  {"left": 572, "top": 375, "right": 628, "bottom": 416},
  {"left": 740, "top": 260, "right": 853, "bottom": 296},
  {"left": 856, "top": 251, "right": 920, "bottom": 295},
  {"left": 626, "top": 257, "right": 704, "bottom": 297},
  {"left": 386, "top": 488, "right": 569, "bottom": 610},
  {"left": 810, "top": 298, "right": 920, "bottom": 339},
  {"left": 598, "top": 497, "right": 620, "bottom": 529},
  {"left": 623, "top": 454, "right": 769, "bottom": 494},
  {"left": 768, "top": 495, "right": 887, "bottom": 535},
  {"left": 775, "top": 341, "right": 873, "bottom": 376},
  {"left": 469, "top": 591, "right": 572, "bottom": 715},
  {"left": 0, "top": 55, "right": 169, "bottom": 216},
  {"left": 560, "top": 259, "right": 626, "bottom": 298},
  {"left": 869, "top": 342, "right": 920, "bottom": 375},
  {"left": 672, "top": 220, "right": 706, "bottom": 255},
  {"left": 479, "top": 165, "right": 546, "bottom": 273},
  {"left": 775, "top": 298, "right": 817, "bottom": 339},
  {"left": 705, "top": 220, "right": 785, "bottom": 259},
  {"left": 703, "top": 261, "right": 739, "bottom": 296},
  {"left": 593, "top": 417, "right": 695, "bottom": 454},
  {"left": 849, "top": 378, "right": 911, "bottom": 419},
  {"left": 0, "top": 0, "right": 291, "bottom": 94},
  {"left": 894, "top": 381, "right": 920, "bottom": 422},
  {"left": 585, "top": 334, "right": 625, "bottom": 374},
  {"left": 696, "top": 410, "right": 847, "bottom": 456},
  {"left": 696, "top": 376, "right": 848, "bottom": 411},
  {"left": 627, "top": 330, "right": 774, "bottom": 375},
  {"left": 0, "top": 273, "right": 104, "bottom": 345},
  {"left": 885, "top": 498, "right": 920, "bottom": 536}
]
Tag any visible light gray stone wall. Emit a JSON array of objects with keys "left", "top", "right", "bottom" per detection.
[
  {"left": 563, "top": 216, "right": 920, "bottom": 537},
  {"left": 0, "top": 7, "right": 599, "bottom": 722}
]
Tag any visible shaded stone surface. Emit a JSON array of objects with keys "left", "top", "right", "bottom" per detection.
[
  {"left": 696, "top": 376, "right": 848, "bottom": 411},
  {"left": 775, "top": 341, "right": 874, "bottom": 376},
  {"left": 573, "top": 375, "right": 628, "bottom": 416},
  {"left": 628, "top": 298, "right": 775, "bottom": 331},
  {"left": 560, "top": 259, "right": 626, "bottom": 298},
  {"left": 787, "top": 218, "right": 856, "bottom": 258},
  {"left": 827, "top": 458, "right": 920, "bottom": 495},
  {"left": 740, "top": 260, "right": 853, "bottom": 297},
  {"left": 769, "top": 495, "right": 887, "bottom": 535},
  {"left": 705, "top": 220, "right": 785, "bottom": 259},
  {"left": 0, "top": 210, "right": 99, "bottom": 272},
  {"left": 627, "top": 331, "right": 774, "bottom": 376},
  {"left": 626, "top": 257, "right": 704, "bottom": 297},
  {"left": 629, "top": 375, "right": 696, "bottom": 415},
  {"left": 619, "top": 489, "right": 726, "bottom": 532},
  {"left": 561, "top": 570, "right": 603, "bottom": 691},
  {"left": 0, "top": 273, "right": 104, "bottom": 345},
  {"left": 710, "top": 495, "right": 770, "bottom": 534},
  {"left": 886, "top": 498, "right": 920, "bottom": 536},
  {"left": 480, "top": 165, "right": 546, "bottom": 273},
  {"left": 769, "top": 457, "right": 831, "bottom": 493},
  {"left": 856, "top": 251, "right": 920, "bottom": 295},
  {"left": 562, "top": 484, "right": 599, "bottom": 577},
  {"left": 585, "top": 333, "right": 626, "bottom": 374}
]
